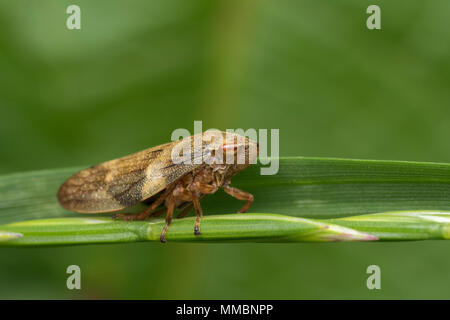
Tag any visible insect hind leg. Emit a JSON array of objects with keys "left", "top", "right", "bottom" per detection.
[{"left": 112, "top": 187, "right": 172, "bottom": 221}]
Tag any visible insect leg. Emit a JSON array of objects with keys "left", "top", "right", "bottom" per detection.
[
  {"left": 160, "top": 195, "right": 175, "bottom": 243},
  {"left": 191, "top": 193, "right": 203, "bottom": 236},
  {"left": 175, "top": 191, "right": 210, "bottom": 219},
  {"left": 193, "top": 182, "right": 218, "bottom": 194},
  {"left": 222, "top": 185, "right": 254, "bottom": 213},
  {"left": 187, "top": 182, "right": 218, "bottom": 235},
  {"left": 113, "top": 187, "right": 172, "bottom": 221},
  {"left": 149, "top": 206, "right": 166, "bottom": 218}
]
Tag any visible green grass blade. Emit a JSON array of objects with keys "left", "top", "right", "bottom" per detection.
[
  {"left": 1, "top": 157, "right": 450, "bottom": 246},
  {"left": 2, "top": 157, "right": 450, "bottom": 225},
  {"left": 0, "top": 214, "right": 377, "bottom": 246},
  {"left": 1, "top": 211, "right": 450, "bottom": 246}
]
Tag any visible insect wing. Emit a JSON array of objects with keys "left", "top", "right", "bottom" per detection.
[{"left": 57, "top": 140, "right": 203, "bottom": 213}]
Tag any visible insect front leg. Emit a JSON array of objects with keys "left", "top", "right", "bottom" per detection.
[{"left": 222, "top": 185, "right": 254, "bottom": 213}]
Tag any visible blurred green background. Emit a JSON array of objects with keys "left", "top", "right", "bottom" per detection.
[{"left": 1, "top": 0, "right": 450, "bottom": 299}]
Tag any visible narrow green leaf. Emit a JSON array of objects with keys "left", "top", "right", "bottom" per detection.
[
  {"left": 2, "top": 157, "right": 450, "bottom": 246},
  {"left": 0, "top": 214, "right": 377, "bottom": 246},
  {"left": 2, "top": 157, "right": 450, "bottom": 226},
  {"left": 2, "top": 211, "right": 450, "bottom": 246}
]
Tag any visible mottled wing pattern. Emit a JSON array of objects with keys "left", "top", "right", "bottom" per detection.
[{"left": 57, "top": 140, "right": 203, "bottom": 213}]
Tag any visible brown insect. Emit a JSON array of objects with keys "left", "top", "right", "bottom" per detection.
[{"left": 57, "top": 130, "right": 259, "bottom": 242}]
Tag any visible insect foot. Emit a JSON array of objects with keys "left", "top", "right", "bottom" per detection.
[{"left": 194, "top": 225, "right": 201, "bottom": 236}]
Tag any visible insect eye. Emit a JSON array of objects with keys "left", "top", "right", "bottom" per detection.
[{"left": 222, "top": 144, "right": 238, "bottom": 152}]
